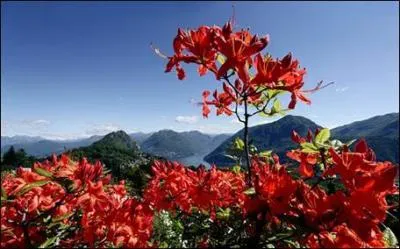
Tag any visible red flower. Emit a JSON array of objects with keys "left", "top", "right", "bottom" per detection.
[
  {"left": 202, "top": 89, "right": 235, "bottom": 117},
  {"left": 213, "top": 22, "right": 269, "bottom": 83},
  {"left": 287, "top": 150, "right": 319, "bottom": 178},
  {"left": 165, "top": 26, "right": 218, "bottom": 80}
]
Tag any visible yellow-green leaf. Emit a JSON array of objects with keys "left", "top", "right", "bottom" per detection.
[
  {"left": 300, "top": 142, "right": 319, "bottom": 153},
  {"left": 271, "top": 99, "right": 281, "bottom": 114},
  {"left": 244, "top": 187, "right": 256, "bottom": 195},
  {"left": 234, "top": 137, "right": 245, "bottom": 151},
  {"left": 232, "top": 165, "right": 241, "bottom": 174},
  {"left": 216, "top": 54, "right": 226, "bottom": 65},
  {"left": 383, "top": 227, "right": 398, "bottom": 247},
  {"left": 38, "top": 236, "right": 58, "bottom": 248},
  {"left": 315, "top": 128, "right": 330, "bottom": 145},
  {"left": 34, "top": 167, "right": 53, "bottom": 178},
  {"left": 17, "top": 180, "right": 50, "bottom": 196},
  {"left": 259, "top": 150, "right": 273, "bottom": 158},
  {"left": 52, "top": 212, "right": 73, "bottom": 223},
  {"left": 267, "top": 89, "right": 284, "bottom": 99},
  {"left": 1, "top": 187, "right": 7, "bottom": 201}
]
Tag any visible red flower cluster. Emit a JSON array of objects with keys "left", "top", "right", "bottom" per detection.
[
  {"left": 143, "top": 139, "right": 398, "bottom": 247},
  {"left": 143, "top": 161, "right": 246, "bottom": 220},
  {"left": 164, "top": 21, "right": 320, "bottom": 118},
  {"left": 1, "top": 140, "right": 398, "bottom": 248},
  {"left": 288, "top": 140, "right": 398, "bottom": 247},
  {"left": 1, "top": 155, "right": 153, "bottom": 248},
  {"left": 287, "top": 129, "right": 321, "bottom": 177}
]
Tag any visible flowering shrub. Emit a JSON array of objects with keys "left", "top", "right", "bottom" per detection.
[
  {"left": 155, "top": 17, "right": 333, "bottom": 183},
  {"left": 1, "top": 17, "right": 398, "bottom": 248},
  {"left": 1, "top": 155, "right": 153, "bottom": 248},
  {"left": 1, "top": 138, "right": 398, "bottom": 247}
]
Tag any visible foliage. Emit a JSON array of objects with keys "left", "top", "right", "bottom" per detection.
[
  {"left": 1, "top": 146, "right": 37, "bottom": 170},
  {"left": 2, "top": 137, "right": 398, "bottom": 248},
  {"left": 1, "top": 155, "right": 153, "bottom": 248}
]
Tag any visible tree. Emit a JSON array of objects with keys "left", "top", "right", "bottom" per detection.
[{"left": 153, "top": 20, "right": 332, "bottom": 183}]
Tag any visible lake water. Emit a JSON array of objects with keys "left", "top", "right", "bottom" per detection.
[{"left": 175, "top": 154, "right": 211, "bottom": 168}]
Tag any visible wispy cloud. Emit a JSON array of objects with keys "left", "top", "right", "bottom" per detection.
[
  {"left": 194, "top": 124, "right": 236, "bottom": 134},
  {"left": 175, "top": 115, "right": 199, "bottom": 124},
  {"left": 85, "top": 123, "right": 122, "bottom": 135},
  {"left": 1, "top": 119, "right": 51, "bottom": 136},
  {"left": 229, "top": 118, "right": 242, "bottom": 125},
  {"left": 335, "top": 86, "right": 349, "bottom": 92},
  {"left": 36, "top": 132, "right": 87, "bottom": 141},
  {"left": 189, "top": 98, "right": 199, "bottom": 106}
]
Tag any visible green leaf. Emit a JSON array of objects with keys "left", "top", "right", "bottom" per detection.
[
  {"left": 216, "top": 54, "right": 226, "bottom": 65},
  {"left": 267, "top": 89, "right": 284, "bottom": 99},
  {"left": 17, "top": 180, "right": 50, "bottom": 196},
  {"left": 216, "top": 207, "right": 231, "bottom": 220},
  {"left": 300, "top": 142, "right": 318, "bottom": 152},
  {"left": 1, "top": 187, "right": 7, "bottom": 201},
  {"left": 271, "top": 99, "right": 282, "bottom": 114},
  {"left": 1, "top": 227, "right": 15, "bottom": 237},
  {"left": 38, "top": 236, "right": 58, "bottom": 248},
  {"left": 283, "top": 239, "right": 300, "bottom": 248},
  {"left": 34, "top": 167, "right": 53, "bottom": 178},
  {"left": 383, "top": 227, "right": 398, "bottom": 247},
  {"left": 232, "top": 165, "right": 241, "bottom": 174},
  {"left": 244, "top": 187, "right": 256, "bottom": 195},
  {"left": 315, "top": 128, "right": 330, "bottom": 145},
  {"left": 234, "top": 137, "right": 245, "bottom": 151},
  {"left": 259, "top": 110, "right": 271, "bottom": 117},
  {"left": 52, "top": 212, "right": 73, "bottom": 223},
  {"left": 259, "top": 150, "right": 273, "bottom": 158}
]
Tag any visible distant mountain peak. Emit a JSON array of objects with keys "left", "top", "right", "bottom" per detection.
[{"left": 93, "top": 130, "right": 139, "bottom": 151}]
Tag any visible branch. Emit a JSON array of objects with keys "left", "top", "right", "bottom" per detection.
[
  {"left": 222, "top": 75, "right": 245, "bottom": 123},
  {"left": 249, "top": 96, "right": 271, "bottom": 117},
  {"left": 308, "top": 148, "right": 329, "bottom": 193},
  {"left": 234, "top": 100, "right": 245, "bottom": 123}
]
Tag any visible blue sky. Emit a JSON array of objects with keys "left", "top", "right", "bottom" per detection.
[{"left": 1, "top": 1, "right": 399, "bottom": 139}]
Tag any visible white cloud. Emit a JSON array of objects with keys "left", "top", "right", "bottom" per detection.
[
  {"left": 335, "top": 86, "right": 349, "bottom": 92},
  {"left": 229, "top": 118, "right": 242, "bottom": 125},
  {"left": 189, "top": 98, "right": 199, "bottom": 105},
  {"left": 194, "top": 123, "right": 239, "bottom": 134},
  {"left": 85, "top": 123, "right": 122, "bottom": 135},
  {"left": 36, "top": 132, "right": 87, "bottom": 141},
  {"left": 175, "top": 115, "right": 199, "bottom": 124},
  {"left": 1, "top": 119, "right": 51, "bottom": 136},
  {"left": 30, "top": 119, "right": 51, "bottom": 125},
  {"left": 20, "top": 119, "right": 51, "bottom": 128}
]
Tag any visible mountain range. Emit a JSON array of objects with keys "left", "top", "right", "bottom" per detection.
[
  {"left": 205, "top": 112, "right": 399, "bottom": 166},
  {"left": 1, "top": 112, "right": 398, "bottom": 166}
]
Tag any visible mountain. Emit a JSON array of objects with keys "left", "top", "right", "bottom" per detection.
[
  {"left": 140, "top": 130, "right": 230, "bottom": 164},
  {"left": 1, "top": 135, "right": 104, "bottom": 157},
  {"left": 67, "top": 131, "right": 154, "bottom": 178},
  {"left": 130, "top": 132, "right": 154, "bottom": 145},
  {"left": 204, "top": 115, "right": 321, "bottom": 167},
  {"left": 331, "top": 113, "right": 398, "bottom": 138},
  {"left": 1, "top": 135, "right": 44, "bottom": 147},
  {"left": 205, "top": 113, "right": 399, "bottom": 167},
  {"left": 62, "top": 131, "right": 164, "bottom": 195},
  {"left": 331, "top": 113, "right": 399, "bottom": 162}
]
